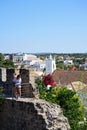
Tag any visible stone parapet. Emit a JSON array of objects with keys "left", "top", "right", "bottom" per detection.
[
  {"left": 0, "top": 68, "right": 37, "bottom": 97},
  {"left": 0, "top": 98, "right": 70, "bottom": 130}
]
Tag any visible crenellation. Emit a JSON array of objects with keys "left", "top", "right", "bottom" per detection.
[
  {"left": 0, "top": 68, "right": 7, "bottom": 82},
  {"left": 6, "top": 69, "right": 15, "bottom": 83},
  {"left": 20, "top": 69, "right": 29, "bottom": 83},
  {"left": 0, "top": 68, "right": 35, "bottom": 98},
  {"left": 0, "top": 68, "right": 71, "bottom": 130},
  {"left": 2, "top": 68, "right": 6, "bottom": 82}
]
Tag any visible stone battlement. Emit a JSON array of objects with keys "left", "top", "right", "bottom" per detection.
[
  {"left": 0, "top": 68, "right": 71, "bottom": 130},
  {"left": 0, "top": 68, "right": 37, "bottom": 98},
  {"left": 0, "top": 68, "right": 29, "bottom": 83}
]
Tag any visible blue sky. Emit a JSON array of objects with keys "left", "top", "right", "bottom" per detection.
[{"left": 0, "top": 0, "right": 87, "bottom": 54}]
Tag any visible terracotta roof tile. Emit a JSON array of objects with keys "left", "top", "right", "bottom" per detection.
[{"left": 52, "top": 69, "right": 87, "bottom": 85}]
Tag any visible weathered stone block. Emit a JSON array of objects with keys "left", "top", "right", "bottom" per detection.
[{"left": 0, "top": 98, "right": 70, "bottom": 130}]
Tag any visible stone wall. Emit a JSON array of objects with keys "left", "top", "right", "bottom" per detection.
[
  {"left": 0, "top": 98, "right": 70, "bottom": 130},
  {"left": 0, "top": 68, "right": 36, "bottom": 98},
  {"left": 0, "top": 68, "right": 71, "bottom": 130}
]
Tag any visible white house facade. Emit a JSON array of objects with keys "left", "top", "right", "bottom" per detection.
[
  {"left": 45, "top": 55, "right": 56, "bottom": 74},
  {"left": 83, "top": 58, "right": 87, "bottom": 70}
]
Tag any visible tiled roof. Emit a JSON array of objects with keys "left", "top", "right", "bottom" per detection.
[
  {"left": 67, "top": 81, "right": 87, "bottom": 92},
  {"left": 52, "top": 69, "right": 87, "bottom": 85}
]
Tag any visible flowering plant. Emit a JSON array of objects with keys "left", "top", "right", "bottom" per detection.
[{"left": 42, "top": 74, "right": 56, "bottom": 87}]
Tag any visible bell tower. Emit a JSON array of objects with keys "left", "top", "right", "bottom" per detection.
[{"left": 45, "top": 55, "right": 56, "bottom": 74}]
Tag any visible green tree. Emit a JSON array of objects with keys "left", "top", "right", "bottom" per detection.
[
  {"left": 0, "top": 53, "right": 4, "bottom": 62},
  {"left": 0, "top": 53, "right": 15, "bottom": 68},
  {"left": 35, "top": 78, "right": 85, "bottom": 130},
  {"left": 3, "top": 59, "right": 15, "bottom": 68},
  {"left": 0, "top": 53, "right": 4, "bottom": 67},
  {"left": 56, "top": 61, "right": 64, "bottom": 69},
  {"left": 0, "top": 86, "right": 4, "bottom": 112},
  {"left": 57, "top": 87, "right": 85, "bottom": 130}
]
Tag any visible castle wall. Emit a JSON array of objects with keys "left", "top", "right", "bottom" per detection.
[
  {"left": 0, "top": 98, "right": 70, "bottom": 130},
  {"left": 0, "top": 68, "right": 34, "bottom": 98}
]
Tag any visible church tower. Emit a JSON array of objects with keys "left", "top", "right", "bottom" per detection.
[{"left": 45, "top": 55, "right": 56, "bottom": 74}]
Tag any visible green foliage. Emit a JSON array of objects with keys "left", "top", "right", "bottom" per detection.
[
  {"left": 0, "top": 53, "right": 4, "bottom": 67},
  {"left": 57, "top": 87, "right": 85, "bottom": 130},
  {"left": 35, "top": 78, "right": 86, "bottom": 130},
  {"left": 0, "top": 53, "right": 4, "bottom": 62},
  {"left": 3, "top": 59, "right": 15, "bottom": 68},
  {"left": 0, "top": 53, "right": 15, "bottom": 68},
  {"left": 35, "top": 77, "right": 58, "bottom": 103},
  {"left": 77, "top": 118, "right": 87, "bottom": 130},
  {"left": 0, "top": 86, "right": 4, "bottom": 112},
  {"left": 57, "top": 87, "right": 76, "bottom": 107},
  {"left": 56, "top": 61, "right": 64, "bottom": 69}
]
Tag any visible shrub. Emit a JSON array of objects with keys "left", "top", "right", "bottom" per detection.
[
  {"left": 35, "top": 78, "right": 85, "bottom": 130},
  {"left": 35, "top": 77, "right": 58, "bottom": 103},
  {"left": 57, "top": 87, "right": 85, "bottom": 130},
  {"left": 0, "top": 86, "right": 4, "bottom": 112}
]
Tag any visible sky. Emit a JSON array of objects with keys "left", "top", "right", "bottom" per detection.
[{"left": 0, "top": 0, "right": 87, "bottom": 54}]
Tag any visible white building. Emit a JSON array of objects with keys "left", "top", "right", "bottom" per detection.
[
  {"left": 45, "top": 55, "right": 56, "bottom": 74},
  {"left": 83, "top": 58, "right": 87, "bottom": 70},
  {"left": 12, "top": 53, "right": 26, "bottom": 62},
  {"left": 64, "top": 59, "right": 73, "bottom": 66},
  {"left": 33, "top": 61, "right": 45, "bottom": 71},
  {"left": 12, "top": 53, "right": 45, "bottom": 70}
]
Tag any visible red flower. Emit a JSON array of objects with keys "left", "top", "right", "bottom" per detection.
[{"left": 42, "top": 74, "right": 56, "bottom": 87}]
